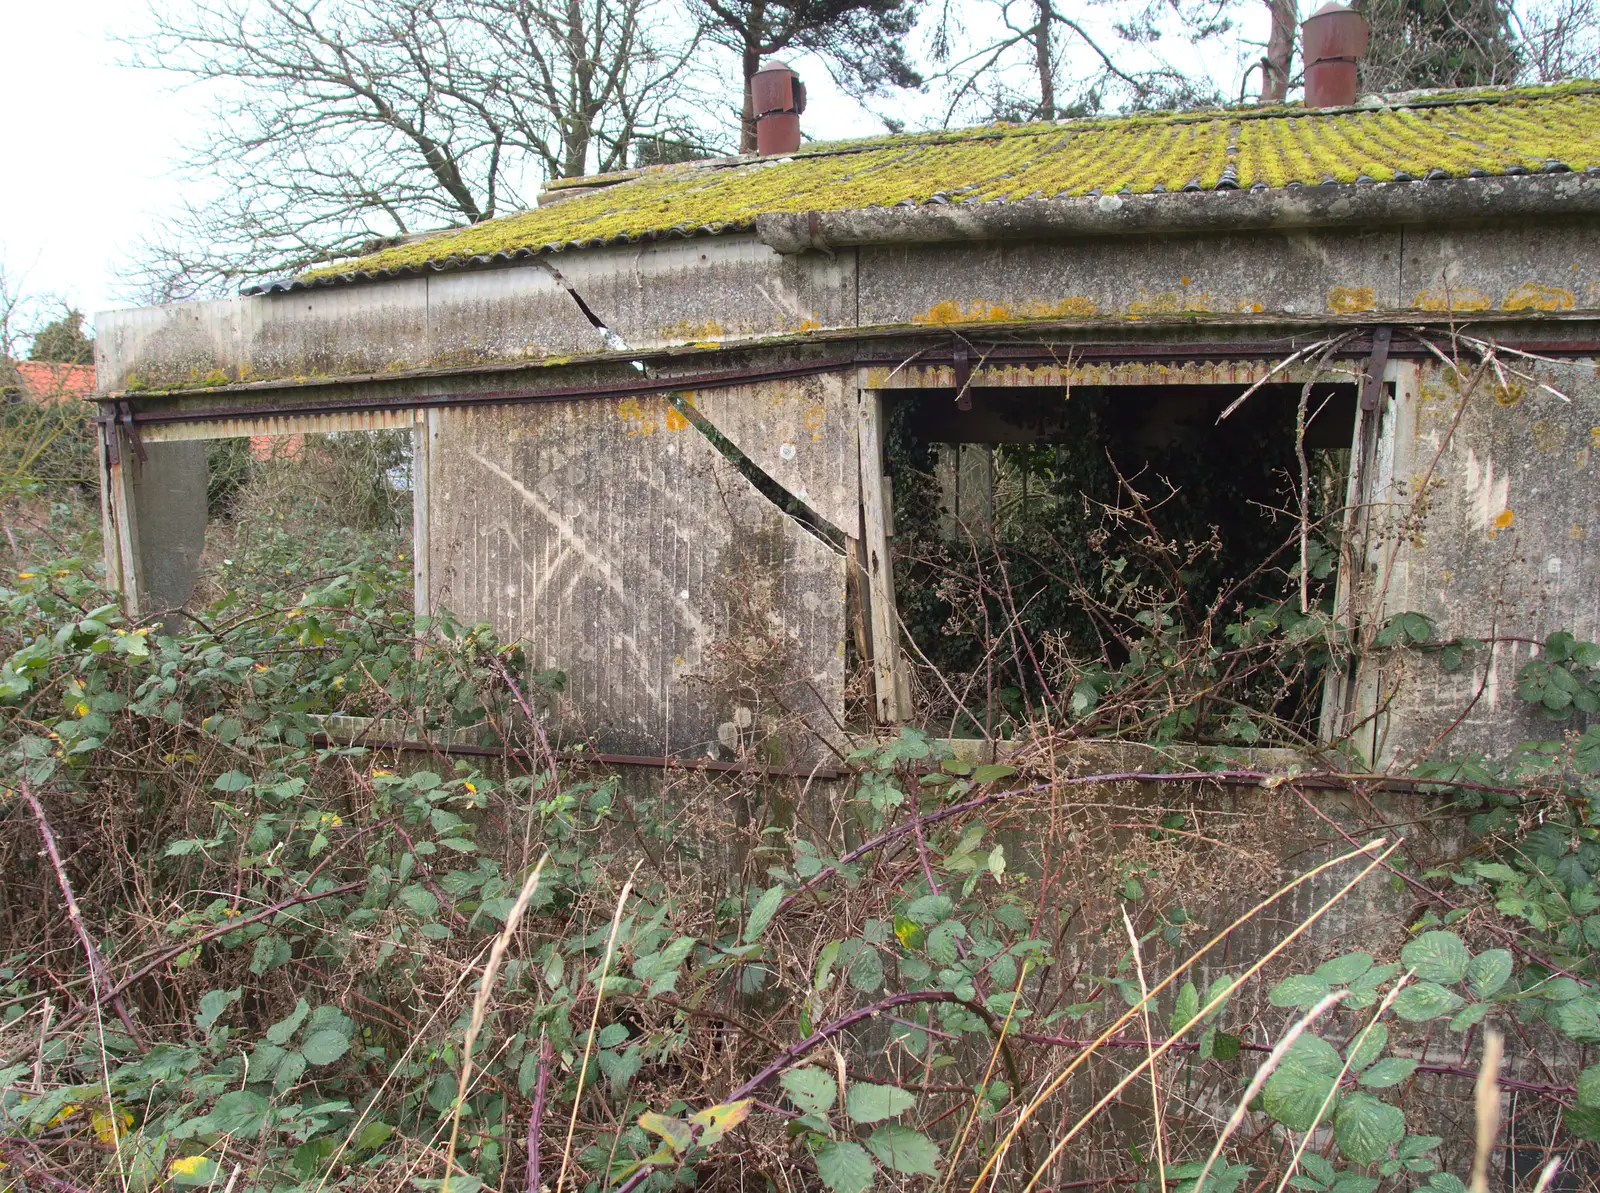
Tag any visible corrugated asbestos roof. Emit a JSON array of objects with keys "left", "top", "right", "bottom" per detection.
[{"left": 276, "top": 83, "right": 1600, "bottom": 293}]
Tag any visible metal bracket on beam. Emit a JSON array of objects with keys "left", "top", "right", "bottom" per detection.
[
  {"left": 953, "top": 342, "right": 972, "bottom": 410},
  {"left": 115, "top": 399, "right": 148, "bottom": 464},
  {"left": 1360, "top": 326, "right": 1392, "bottom": 412}
]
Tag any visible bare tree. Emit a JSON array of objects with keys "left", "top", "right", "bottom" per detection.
[
  {"left": 1260, "top": 0, "right": 1296, "bottom": 100},
  {"left": 922, "top": 0, "right": 1235, "bottom": 126},
  {"left": 692, "top": 0, "right": 923, "bottom": 152},
  {"left": 1509, "top": 0, "right": 1600, "bottom": 79},
  {"left": 126, "top": 0, "right": 708, "bottom": 299}
]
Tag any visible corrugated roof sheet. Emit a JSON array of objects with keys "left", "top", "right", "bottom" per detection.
[{"left": 283, "top": 83, "right": 1600, "bottom": 292}]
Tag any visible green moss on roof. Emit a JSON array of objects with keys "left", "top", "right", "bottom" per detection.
[{"left": 302, "top": 83, "right": 1600, "bottom": 283}]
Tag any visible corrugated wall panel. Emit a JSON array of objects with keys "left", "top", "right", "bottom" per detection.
[{"left": 428, "top": 394, "right": 845, "bottom": 760}]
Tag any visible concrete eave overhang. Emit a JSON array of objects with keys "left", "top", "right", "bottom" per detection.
[
  {"left": 253, "top": 172, "right": 1600, "bottom": 296},
  {"left": 756, "top": 171, "right": 1600, "bottom": 253}
]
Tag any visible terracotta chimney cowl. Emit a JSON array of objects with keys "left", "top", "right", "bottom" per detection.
[
  {"left": 752, "top": 59, "right": 806, "bottom": 156},
  {"left": 1301, "top": 3, "right": 1370, "bottom": 108}
]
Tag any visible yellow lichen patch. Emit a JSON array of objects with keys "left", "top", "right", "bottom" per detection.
[
  {"left": 296, "top": 84, "right": 1600, "bottom": 284},
  {"left": 1327, "top": 286, "right": 1377, "bottom": 313},
  {"left": 617, "top": 396, "right": 662, "bottom": 436},
  {"left": 660, "top": 319, "right": 727, "bottom": 340},
  {"left": 1489, "top": 508, "right": 1515, "bottom": 537},
  {"left": 1494, "top": 382, "right": 1525, "bottom": 406},
  {"left": 912, "top": 296, "right": 1098, "bottom": 324},
  {"left": 1411, "top": 288, "right": 1493, "bottom": 312},
  {"left": 1502, "top": 282, "right": 1576, "bottom": 311},
  {"left": 794, "top": 316, "right": 822, "bottom": 333},
  {"left": 1531, "top": 419, "right": 1567, "bottom": 451},
  {"left": 664, "top": 396, "right": 696, "bottom": 432},
  {"left": 1126, "top": 289, "right": 1217, "bottom": 317}
]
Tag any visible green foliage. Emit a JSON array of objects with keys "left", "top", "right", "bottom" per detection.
[{"left": 27, "top": 309, "right": 94, "bottom": 364}]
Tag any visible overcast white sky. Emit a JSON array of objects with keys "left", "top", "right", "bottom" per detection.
[{"left": 0, "top": 0, "right": 1269, "bottom": 326}]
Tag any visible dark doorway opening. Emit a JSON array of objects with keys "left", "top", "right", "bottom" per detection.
[{"left": 883, "top": 381, "right": 1359, "bottom": 744}]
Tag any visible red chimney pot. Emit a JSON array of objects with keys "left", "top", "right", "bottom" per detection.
[
  {"left": 753, "top": 59, "right": 805, "bottom": 156},
  {"left": 1301, "top": 3, "right": 1370, "bottom": 107}
]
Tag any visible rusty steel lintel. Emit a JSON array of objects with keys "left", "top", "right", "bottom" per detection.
[
  {"left": 100, "top": 330, "right": 1600, "bottom": 430},
  {"left": 1360, "top": 325, "right": 1393, "bottom": 412},
  {"left": 309, "top": 732, "right": 846, "bottom": 779},
  {"left": 952, "top": 341, "right": 973, "bottom": 409}
]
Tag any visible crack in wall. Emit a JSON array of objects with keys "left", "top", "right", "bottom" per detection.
[
  {"left": 536, "top": 258, "right": 845, "bottom": 555},
  {"left": 537, "top": 260, "right": 640, "bottom": 359},
  {"left": 666, "top": 394, "right": 847, "bottom": 556}
]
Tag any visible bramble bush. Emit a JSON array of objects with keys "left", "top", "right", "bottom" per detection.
[{"left": 4, "top": 505, "right": 1600, "bottom": 1193}]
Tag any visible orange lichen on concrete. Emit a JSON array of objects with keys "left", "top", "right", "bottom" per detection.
[
  {"left": 1502, "top": 282, "right": 1576, "bottom": 311},
  {"left": 1327, "top": 286, "right": 1377, "bottom": 313},
  {"left": 1412, "top": 288, "right": 1493, "bottom": 312},
  {"left": 912, "top": 296, "right": 1099, "bottom": 324},
  {"left": 1126, "top": 289, "right": 1217, "bottom": 317},
  {"left": 1490, "top": 508, "right": 1515, "bottom": 536},
  {"left": 660, "top": 320, "right": 728, "bottom": 341}
]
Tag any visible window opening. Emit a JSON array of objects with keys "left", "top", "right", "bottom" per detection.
[
  {"left": 194, "top": 429, "right": 414, "bottom": 607},
  {"left": 883, "top": 382, "right": 1357, "bottom": 745}
]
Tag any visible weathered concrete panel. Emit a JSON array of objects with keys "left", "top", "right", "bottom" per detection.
[
  {"left": 552, "top": 236, "right": 856, "bottom": 349},
  {"left": 245, "top": 279, "right": 429, "bottom": 380},
  {"left": 1400, "top": 220, "right": 1600, "bottom": 314},
  {"left": 690, "top": 370, "right": 860, "bottom": 533},
  {"left": 857, "top": 229, "right": 1404, "bottom": 327},
  {"left": 97, "top": 299, "right": 241, "bottom": 392},
  {"left": 1366, "top": 357, "right": 1600, "bottom": 762},
  {"left": 126, "top": 440, "right": 208, "bottom": 617},
  {"left": 425, "top": 267, "right": 605, "bottom": 364},
  {"left": 427, "top": 393, "right": 846, "bottom": 760}
]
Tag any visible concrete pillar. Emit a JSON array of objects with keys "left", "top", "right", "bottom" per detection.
[{"left": 108, "top": 434, "right": 208, "bottom": 620}]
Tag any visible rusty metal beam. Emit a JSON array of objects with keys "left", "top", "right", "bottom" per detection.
[
  {"left": 97, "top": 330, "right": 1600, "bottom": 433},
  {"left": 309, "top": 732, "right": 846, "bottom": 779}
]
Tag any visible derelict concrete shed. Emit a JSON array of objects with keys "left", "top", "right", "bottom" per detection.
[{"left": 95, "top": 82, "right": 1600, "bottom": 767}]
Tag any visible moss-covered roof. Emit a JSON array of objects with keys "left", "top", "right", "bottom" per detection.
[{"left": 288, "top": 83, "right": 1600, "bottom": 290}]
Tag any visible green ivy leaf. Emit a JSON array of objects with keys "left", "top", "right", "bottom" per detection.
[
  {"left": 866, "top": 1124, "right": 941, "bottom": 1175},
  {"left": 195, "top": 988, "right": 240, "bottom": 1033},
  {"left": 301, "top": 1029, "right": 350, "bottom": 1066},
  {"left": 1334, "top": 1092, "right": 1406, "bottom": 1163},
  {"left": 1554, "top": 996, "right": 1600, "bottom": 1043},
  {"left": 273, "top": 1050, "right": 307, "bottom": 1092},
  {"left": 845, "top": 1082, "right": 915, "bottom": 1124},
  {"left": 207, "top": 1090, "right": 269, "bottom": 1135},
  {"left": 1564, "top": 1104, "right": 1600, "bottom": 1142},
  {"left": 1268, "top": 974, "right": 1330, "bottom": 1008},
  {"left": 905, "top": 895, "right": 954, "bottom": 925},
  {"left": 1170, "top": 981, "right": 1200, "bottom": 1034},
  {"left": 1347, "top": 1024, "right": 1387, "bottom": 1073},
  {"left": 1314, "top": 953, "right": 1374, "bottom": 985},
  {"left": 1263, "top": 1036, "right": 1341, "bottom": 1131},
  {"left": 1579, "top": 1065, "right": 1600, "bottom": 1108},
  {"left": 815, "top": 1139, "right": 874, "bottom": 1193},
  {"left": 398, "top": 884, "right": 439, "bottom": 918},
  {"left": 744, "top": 885, "right": 785, "bottom": 943}
]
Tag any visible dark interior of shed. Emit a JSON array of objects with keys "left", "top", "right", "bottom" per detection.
[{"left": 881, "top": 382, "right": 1359, "bottom": 744}]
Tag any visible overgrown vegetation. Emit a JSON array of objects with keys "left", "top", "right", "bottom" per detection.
[{"left": 8, "top": 373, "right": 1600, "bottom": 1193}]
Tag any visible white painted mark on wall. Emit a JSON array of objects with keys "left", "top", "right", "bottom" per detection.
[{"left": 1463, "top": 448, "right": 1510, "bottom": 532}]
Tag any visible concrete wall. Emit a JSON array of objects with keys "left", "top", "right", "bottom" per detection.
[
  {"left": 1361, "top": 356, "right": 1600, "bottom": 763},
  {"left": 95, "top": 214, "right": 1600, "bottom": 762},
  {"left": 424, "top": 388, "right": 848, "bottom": 761},
  {"left": 95, "top": 236, "right": 856, "bottom": 393}
]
